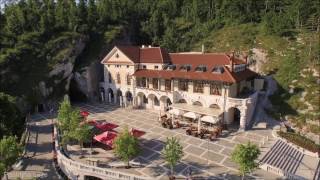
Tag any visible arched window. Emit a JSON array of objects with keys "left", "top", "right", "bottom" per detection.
[{"left": 116, "top": 73, "right": 121, "bottom": 84}]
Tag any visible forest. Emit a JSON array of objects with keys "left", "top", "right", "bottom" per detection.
[{"left": 0, "top": 0, "right": 319, "bottom": 138}]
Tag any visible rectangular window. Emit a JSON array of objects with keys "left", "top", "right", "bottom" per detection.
[
  {"left": 127, "top": 75, "right": 132, "bottom": 85},
  {"left": 193, "top": 81, "right": 204, "bottom": 93},
  {"left": 152, "top": 78, "right": 159, "bottom": 89},
  {"left": 154, "top": 65, "right": 158, "bottom": 69},
  {"left": 127, "top": 65, "right": 129, "bottom": 68},
  {"left": 178, "top": 80, "right": 188, "bottom": 91},
  {"left": 141, "top": 77, "right": 146, "bottom": 87},
  {"left": 116, "top": 73, "right": 121, "bottom": 84},
  {"left": 143, "top": 65, "right": 146, "bottom": 69},
  {"left": 165, "top": 80, "right": 171, "bottom": 91},
  {"left": 210, "top": 83, "right": 221, "bottom": 95}
]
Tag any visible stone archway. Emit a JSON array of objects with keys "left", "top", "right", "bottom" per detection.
[
  {"left": 137, "top": 92, "right": 147, "bottom": 108},
  {"left": 209, "top": 104, "right": 220, "bottom": 110},
  {"left": 227, "top": 107, "right": 241, "bottom": 130},
  {"left": 193, "top": 101, "right": 203, "bottom": 106},
  {"left": 177, "top": 99, "right": 187, "bottom": 103},
  {"left": 116, "top": 89, "right": 123, "bottom": 106},
  {"left": 147, "top": 94, "right": 157, "bottom": 109},
  {"left": 160, "top": 96, "right": 171, "bottom": 111},
  {"left": 100, "top": 87, "right": 105, "bottom": 102},
  {"left": 125, "top": 91, "right": 133, "bottom": 103},
  {"left": 84, "top": 175, "right": 103, "bottom": 180},
  {"left": 107, "top": 88, "right": 114, "bottom": 103}
]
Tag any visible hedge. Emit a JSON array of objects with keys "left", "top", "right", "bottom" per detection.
[{"left": 277, "top": 131, "right": 320, "bottom": 153}]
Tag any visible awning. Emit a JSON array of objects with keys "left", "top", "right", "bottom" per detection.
[
  {"left": 183, "top": 112, "right": 198, "bottom": 119},
  {"left": 168, "top": 109, "right": 183, "bottom": 116},
  {"left": 200, "top": 116, "right": 219, "bottom": 124},
  {"left": 172, "top": 103, "right": 223, "bottom": 117}
]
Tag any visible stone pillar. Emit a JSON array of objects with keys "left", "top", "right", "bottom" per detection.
[{"left": 239, "top": 114, "right": 247, "bottom": 130}]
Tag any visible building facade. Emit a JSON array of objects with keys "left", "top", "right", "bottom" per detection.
[{"left": 100, "top": 45, "right": 263, "bottom": 130}]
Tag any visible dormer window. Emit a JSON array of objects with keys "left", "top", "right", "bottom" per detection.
[
  {"left": 164, "top": 64, "right": 176, "bottom": 71},
  {"left": 212, "top": 66, "right": 224, "bottom": 74},
  {"left": 195, "top": 65, "right": 207, "bottom": 72},
  {"left": 180, "top": 64, "right": 192, "bottom": 71}
]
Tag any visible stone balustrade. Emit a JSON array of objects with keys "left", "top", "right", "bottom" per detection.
[{"left": 54, "top": 126, "right": 150, "bottom": 180}]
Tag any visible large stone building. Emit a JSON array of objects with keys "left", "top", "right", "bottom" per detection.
[{"left": 100, "top": 45, "right": 263, "bottom": 130}]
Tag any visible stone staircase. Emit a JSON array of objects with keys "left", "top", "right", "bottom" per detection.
[{"left": 260, "top": 140, "right": 304, "bottom": 174}]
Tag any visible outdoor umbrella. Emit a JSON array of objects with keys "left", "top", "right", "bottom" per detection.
[
  {"left": 130, "top": 128, "right": 145, "bottom": 138},
  {"left": 80, "top": 110, "right": 90, "bottom": 117},
  {"left": 95, "top": 122, "right": 119, "bottom": 132},
  {"left": 94, "top": 131, "right": 118, "bottom": 147}
]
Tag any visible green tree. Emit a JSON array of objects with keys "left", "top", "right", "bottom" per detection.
[
  {"left": 68, "top": 124, "right": 92, "bottom": 148},
  {"left": 0, "top": 92, "right": 23, "bottom": 139},
  {"left": 57, "top": 97, "right": 74, "bottom": 133},
  {"left": 0, "top": 136, "right": 22, "bottom": 178},
  {"left": 162, "top": 137, "right": 184, "bottom": 178},
  {"left": 231, "top": 142, "right": 261, "bottom": 180},
  {"left": 114, "top": 127, "right": 140, "bottom": 168}
]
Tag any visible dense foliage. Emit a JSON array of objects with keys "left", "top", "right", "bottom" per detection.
[
  {"left": 113, "top": 127, "right": 140, "bottom": 168},
  {"left": 277, "top": 131, "right": 320, "bottom": 153},
  {"left": 0, "top": 0, "right": 319, "bottom": 137},
  {"left": 0, "top": 92, "right": 23, "bottom": 139},
  {"left": 0, "top": 136, "right": 22, "bottom": 177},
  {"left": 231, "top": 142, "right": 260, "bottom": 179}
]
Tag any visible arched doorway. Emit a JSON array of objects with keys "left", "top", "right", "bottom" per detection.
[
  {"left": 193, "top": 101, "right": 202, "bottom": 106},
  {"left": 160, "top": 96, "right": 171, "bottom": 111},
  {"left": 107, "top": 88, "right": 114, "bottom": 103},
  {"left": 100, "top": 87, "right": 105, "bottom": 102},
  {"left": 227, "top": 107, "right": 241, "bottom": 130},
  {"left": 125, "top": 91, "right": 133, "bottom": 106},
  {"left": 147, "top": 94, "right": 157, "bottom": 109},
  {"left": 116, "top": 89, "right": 123, "bottom": 106},
  {"left": 137, "top": 92, "right": 147, "bottom": 108}
]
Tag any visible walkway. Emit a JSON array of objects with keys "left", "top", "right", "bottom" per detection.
[{"left": 5, "top": 113, "right": 60, "bottom": 180}]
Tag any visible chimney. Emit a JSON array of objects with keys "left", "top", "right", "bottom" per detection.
[
  {"left": 201, "top": 44, "right": 205, "bottom": 54},
  {"left": 230, "top": 51, "right": 235, "bottom": 72},
  {"left": 142, "top": 45, "right": 145, "bottom": 48}
]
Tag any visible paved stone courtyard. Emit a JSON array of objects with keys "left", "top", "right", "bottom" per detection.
[{"left": 72, "top": 103, "right": 279, "bottom": 179}]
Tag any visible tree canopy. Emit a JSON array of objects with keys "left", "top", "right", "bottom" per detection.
[
  {"left": 231, "top": 142, "right": 261, "bottom": 179},
  {"left": 162, "top": 137, "right": 184, "bottom": 177},
  {"left": 114, "top": 127, "right": 140, "bottom": 168}
]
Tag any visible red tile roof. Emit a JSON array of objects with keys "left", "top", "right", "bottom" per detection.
[
  {"left": 115, "top": 46, "right": 170, "bottom": 64},
  {"left": 133, "top": 68, "right": 257, "bottom": 83}
]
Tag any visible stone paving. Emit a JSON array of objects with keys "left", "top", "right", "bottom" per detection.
[
  {"left": 72, "top": 103, "right": 280, "bottom": 179},
  {"left": 5, "top": 113, "right": 60, "bottom": 180}
]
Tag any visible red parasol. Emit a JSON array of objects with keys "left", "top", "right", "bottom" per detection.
[
  {"left": 130, "top": 128, "right": 145, "bottom": 138},
  {"left": 87, "top": 119, "right": 97, "bottom": 125},
  {"left": 94, "top": 131, "right": 118, "bottom": 147},
  {"left": 80, "top": 110, "right": 90, "bottom": 117},
  {"left": 95, "top": 122, "right": 119, "bottom": 131}
]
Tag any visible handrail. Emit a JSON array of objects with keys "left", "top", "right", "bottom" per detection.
[{"left": 54, "top": 126, "right": 150, "bottom": 180}]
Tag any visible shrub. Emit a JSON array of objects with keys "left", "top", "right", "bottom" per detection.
[{"left": 277, "top": 131, "right": 320, "bottom": 153}]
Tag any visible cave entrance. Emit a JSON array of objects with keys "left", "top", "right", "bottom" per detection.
[{"left": 69, "top": 78, "right": 87, "bottom": 102}]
